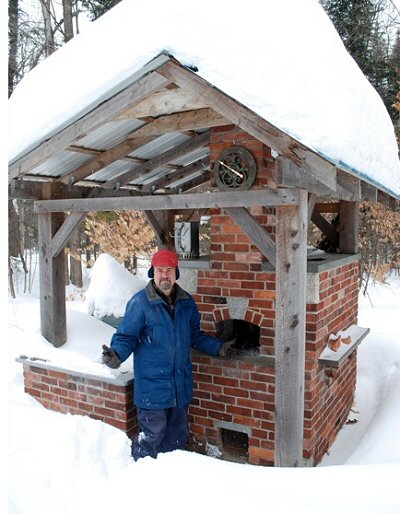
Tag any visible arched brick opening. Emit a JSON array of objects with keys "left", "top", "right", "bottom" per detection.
[{"left": 213, "top": 307, "right": 263, "bottom": 354}]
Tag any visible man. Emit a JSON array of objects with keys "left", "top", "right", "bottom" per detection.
[{"left": 101, "top": 249, "right": 234, "bottom": 461}]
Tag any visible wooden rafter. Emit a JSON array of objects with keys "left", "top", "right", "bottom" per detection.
[
  {"left": 59, "top": 108, "right": 225, "bottom": 187},
  {"left": 102, "top": 131, "right": 210, "bottom": 190},
  {"left": 224, "top": 207, "right": 276, "bottom": 267},
  {"left": 142, "top": 157, "right": 210, "bottom": 193}
]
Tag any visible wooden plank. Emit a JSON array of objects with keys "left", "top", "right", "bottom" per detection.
[
  {"left": 274, "top": 189, "right": 307, "bottom": 467},
  {"left": 276, "top": 157, "right": 337, "bottom": 194},
  {"left": 102, "top": 131, "right": 211, "bottom": 189},
  {"left": 38, "top": 212, "right": 67, "bottom": 347},
  {"left": 9, "top": 69, "right": 171, "bottom": 182},
  {"left": 377, "top": 190, "right": 390, "bottom": 207},
  {"left": 176, "top": 170, "right": 211, "bottom": 193},
  {"left": 143, "top": 210, "right": 175, "bottom": 247},
  {"left": 143, "top": 157, "right": 210, "bottom": 193},
  {"left": 34, "top": 189, "right": 300, "bottom": 213},
  {"left": 114, "top": 87, "right": 208, "bottom": 119},
  {"left": 361, "top": 182, "right": 378, "bottom": 202},
  {"left": 307, "top": 193, "right": 316, "bottom": 225},
  {"left": 51, "top": 212, "right": 87, "bottom": 258},
  {"left": 277, "top": 158, "right": 362, "bottom": 203},
  {"left": 126, "top": 108, "right": 227, "bottom": 138},
  {"left": 314, "top": 202, "right": 340, "bottom": 213},
  {"left": 60, "top": 134, "right": 157, "bottom": 185},
  {"left": 224, "top": 207, "right": 276, "bottom": 267},
  {"left": 337, "top": 169, "right": 361, "bottom": 201},
  {"left": 339, "top": 200, "right": 359, "bottom": 253},
  {"left": 67, "top": 144, "right": 147, "bottom": 163},
  {"left": 159, "top": 61, "right": 338, "bottom": 191}
]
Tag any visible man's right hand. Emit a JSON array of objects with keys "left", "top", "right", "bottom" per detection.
[{"left": 101, "top": 344, "right": 121, "bottom": 369}]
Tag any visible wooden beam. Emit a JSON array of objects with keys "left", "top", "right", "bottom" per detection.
[
  {"left": 159, "top": 61, "right": 338, "bottom": 190},
  {"left": 275, "top": 189, "right": 307, "bottom": 467},
  {"left": 224, "top": 207, "right": 276, "bottom": 267},
  {"left": 102, "top": 131, "right": 211, "bottom": 190},
  {"left": 67, "top": 144, "right": 147, "bottom": 164},
  {"left": 276, "top": 158, "right": 363, "bottom": 202},
  {"left": 307, "top": 193, "right": 316, "bottom": 225},
  {"left": 339, "top": 200, "right": 359, "bottom": 253},
  {"left": 377, "top": 190, "right": 390, "bottom": 207},
  {"left": 276, "top": 156, "right": 337, "bottom": 193},
  {"left": 9, "top": 69, "right": 171, "bottom": 182},
  {"left": 143, "top": 157, "right": 210, "bottom": 192},
  {"left": 314, "top": 202, "right": 340, "bottom": 213},
  {"left": 51, "top": 212, "right": 87, "bottom": 258},
  {"left": 174, "top": 171, "right": 211, "bottom": 193},
  {"left": 38, "top": 212, "right": 67, "bottom": 347},
  {"left": 34, "top": 189, "right": 300, "bottom": 214},
  {"left": 336, "top": 169, "right": 361, "bottom": 201},
  {"left": 143, "top": 210, "right": 174, "bottom": 247},
  {"left": 126, "top": 108, "right": 227, "bottom": 138},
  {"left": 311, "top": 211, "right": 339, "bottom": 250},
  {"left": 114, "top": 88, "right": 208, "bottom": 119},
  {"left": 60, "top": 134, "right": 156, "bottom": 186},
  {"left": 361, "top": 182, "right": 378, "bottom": 202}
]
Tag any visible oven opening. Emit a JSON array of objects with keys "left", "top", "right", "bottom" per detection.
[
  {"left": 216, "top": 319, "right": 260, "bottom": 354},
  {"left": 221, "top": 428, "right": 249, "bottom": 462}
]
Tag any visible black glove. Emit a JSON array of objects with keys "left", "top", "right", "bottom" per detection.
[
  {"left": 219, "top": 338, "right": 236, "bottom": 358},
  {"left": 102, "top": 344, "right": 121, "bottom": 369}
]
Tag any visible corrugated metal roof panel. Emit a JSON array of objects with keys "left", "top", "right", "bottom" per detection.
[
  {"left": 128, "top": 132, "right": 191, "bottom": 159},
  {"left": 77, "top": 119, "right": 145, "bottom": 150},
  {"left": 30, "top": 151, "right": 90, "bottom": 178},
  {"left": 172, "top": 147, "right": 210, "bottom": 166},
  {"left": 88, "top": 160, "right": 137, "bottom": 182}
]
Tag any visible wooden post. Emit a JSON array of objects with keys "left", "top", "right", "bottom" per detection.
[
  {"left": 275, "top": 189, "right": 307, "bottom": 467},
  {"left": 38, "top": 212, "right": 67, "bottom": 347},
  {"left": 339, "top": 201, "right": 359, "bottom": 253}
]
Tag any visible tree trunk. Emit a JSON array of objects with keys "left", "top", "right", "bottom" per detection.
[
  {"left": 40, "top": 0, "right": 55, "bottom": 56},
  {"left": 8, "top": 0, "right": 19, "bottom": 97},
  {"left": 62, "top": 0, "right": 74, "bottom": 42}
]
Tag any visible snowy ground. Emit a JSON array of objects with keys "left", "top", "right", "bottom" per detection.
[{"left": 7, "top": 258, "right": 400, "bottom": 513}]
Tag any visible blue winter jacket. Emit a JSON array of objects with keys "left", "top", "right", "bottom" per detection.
[{"left": 110, "top": 281, "right": 223, "bottom": 409}]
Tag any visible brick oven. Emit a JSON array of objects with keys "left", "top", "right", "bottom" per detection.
[{"left": 179, "top": 125, "right": 369, "bottom": 466}]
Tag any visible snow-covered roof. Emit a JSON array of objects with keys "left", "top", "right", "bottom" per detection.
[{"left": 8, "top": 0, "right": 400, "bottom": 199}]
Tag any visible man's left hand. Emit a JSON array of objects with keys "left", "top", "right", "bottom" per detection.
[{"left": 219, "top": 339, "right": 236, "bottom": 358}]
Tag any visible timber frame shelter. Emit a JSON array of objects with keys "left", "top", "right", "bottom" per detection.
[{"left": 9, "top": 54, "right": 399, "bottom": 467}]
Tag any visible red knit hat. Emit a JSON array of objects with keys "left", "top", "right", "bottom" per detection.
[
  {"left": 148, "top": 249, "right": 179, "bottom": 279},
  {"left": 151, "top": 249, "right": 178, "bottom": 268}
]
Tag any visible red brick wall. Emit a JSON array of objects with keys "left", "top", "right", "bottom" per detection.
[
  {"left": 189, "top": 354, "right": 275, "bottom": 466},
  {"left": 189, "top": 125, "right": 361, "bottom": 466},
  {"left": 22, "top": 364, "right": 137, "bottom": 438},
  {"left": 304, "top": 260, "right": 360, "bottom": 463}
]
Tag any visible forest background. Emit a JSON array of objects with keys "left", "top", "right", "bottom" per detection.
[{"left": 7, "top": 0, "right": 400, "bottom": 297}]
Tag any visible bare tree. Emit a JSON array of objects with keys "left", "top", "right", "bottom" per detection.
[
  {"left": 39, "top": 0, "right": 56, "bottom": 55},
  {"left": 62, "top": 0, "right": 74, "bottom": 42}
]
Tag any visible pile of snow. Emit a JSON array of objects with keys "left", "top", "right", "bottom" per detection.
[
  {"left": 85, "top": 253, "right": 146, "bottom": 319},
  {"left": 8, "top": 0, "right": 400, "bottom": 197}
]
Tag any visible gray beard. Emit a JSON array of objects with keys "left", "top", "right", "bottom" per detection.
[{"left": 158, "top": 280, "right": 172, "bottom": 292}]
